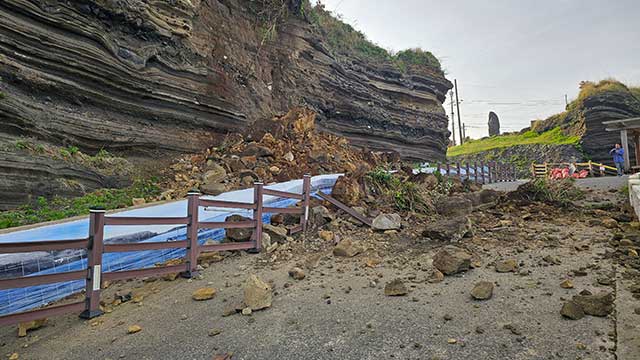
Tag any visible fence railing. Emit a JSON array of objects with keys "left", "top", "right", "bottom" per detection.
[
  {"left": 0, "top": 175, "right": 312, "bottom": 326},
  {"left": 531, "top": 161, "right": 618, "bottom": 178},
  {"left": 434, "top": 161, "right": 517, "bottom": 183}
]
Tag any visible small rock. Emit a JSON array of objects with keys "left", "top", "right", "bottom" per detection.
[
  {"left": 9, "top": 353, "right": 18, "bottom": 360},
  {"left": 333, "top": 239, "right": 361, "bottom": 257},
  {"left": 318, "top": 230, "right": 334, "bottom": 242},
  {"left": 127, "top": 325, "right": 142, "bottom": 334},
  {"left": 503, "top": 323, "right": 522, "bottom": 335},
  {"left": 17, "top": 319, "right": 46, "bottom": 337},
  {"left": 560, "top": 279, "right": 574, "bottom": 289},
  {"left": 470, "top": 281, "right": 494, "bottom": 300},
  {"left": 242, "top": 307, "right": 252, "bottom": 316},
  {"left": 192, "top": 287, "right": 217, "bottom": 301},
  {"left": 384, "top": 279, "right": 408, "bottom": 296},
  {"left": 209, "top": 328, "right": 223, "bottom": 337},
  {"left": 495, "top": 259, "right": 518, "bottom": 273},
  {"left": 601, "top": 218, "right": 618, "bottom": 229},
  {"left": 432, "top": 246, "right": 472, "bottom": 275},
  {"left": 283, "top": 152, "right": 294, "bottom": 162},
  {"left": 288, "top": 267, "right": 305, "bottom": 280},
  {"left": 372, "top": 213, "right": 401, "bottom": 231},
  {"left": 560, "top": 301, "right": 585, "bottom": 320},
  {"left": 572, "top": 292, "right": 614, "bottom": 317},
  {"left": 243, "top": 275, "right": 272, "bottom": 311},
  {"left": 132, "top": 198, "right": 146, "bottom": 206}
]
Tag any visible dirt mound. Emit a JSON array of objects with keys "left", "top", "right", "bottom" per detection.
[{"left": 159, "top": 108, "right": 399, "bottom": 199}]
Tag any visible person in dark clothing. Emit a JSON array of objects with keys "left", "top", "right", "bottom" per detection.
[{"left": 610, "top": 143, "right": 625, "bottom": 176}]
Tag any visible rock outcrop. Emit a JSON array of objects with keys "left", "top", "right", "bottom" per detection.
[
  {"left": 488, "top": 111, "right": 500, "bottom": 136},
  {"left": 0, "top": 0, "right": 451, "bottom": 209}
]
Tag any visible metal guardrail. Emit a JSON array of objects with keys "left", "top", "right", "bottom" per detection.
[
  {"left": 435, "top": 161, "right": 517, "bottom": 183},
  {"left": 0, "top": 175, "right": 312, "bottom": 326}
]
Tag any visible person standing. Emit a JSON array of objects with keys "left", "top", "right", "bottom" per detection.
[{"left": 610, "top": 143, "right": 625, "bottom": 176}]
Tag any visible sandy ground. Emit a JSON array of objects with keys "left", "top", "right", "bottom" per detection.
[{"left": 0, "top": 179, "right": 638, "bottom": 360}]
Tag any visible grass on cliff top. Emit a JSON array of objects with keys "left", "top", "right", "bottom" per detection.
[
  {"left": 0, "top": 180, "right": 160, "bottom": 229},
  {"left": 305, "top": 2, "right": 442, "bottom": 72},
  {"left": 447, "top": 127, "right": 580, "bottom": 157}
]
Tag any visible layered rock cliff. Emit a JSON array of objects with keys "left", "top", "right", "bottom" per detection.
[{"left": 0, "top": 0, "right": 451, "bottom": 209}]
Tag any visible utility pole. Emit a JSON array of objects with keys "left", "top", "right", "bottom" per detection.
[
  {"left": 462, "top": 123, "right": 467, "bottom": 141},
  {"left": 565, "top": 94, "right": 568, "bottom": 107},
  {"left": 449, "top": 90, "right": 456, "bottom": 146},
  {"left": 454, "top": 79, "right": 463, "bottom": 144}
]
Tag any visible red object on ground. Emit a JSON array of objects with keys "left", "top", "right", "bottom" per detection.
[{"left": 549, "top": 167, "right": 588, "bottom": 179}]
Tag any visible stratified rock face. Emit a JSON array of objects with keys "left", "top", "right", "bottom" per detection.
[
  {"left": 488, "top": 111, "right": 500, "bottom": 136},
  {"left": 0, "top": 0, "right": 451, "bottom": 208},
  {"left": 580, "top": 92, "right": 640, "bottom": 165}
]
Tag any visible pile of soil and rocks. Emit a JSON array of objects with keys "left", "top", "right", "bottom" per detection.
[{"left": 157, "top": 108, "right": 401, "bottom": 200}]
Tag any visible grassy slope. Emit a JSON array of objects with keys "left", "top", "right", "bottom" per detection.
[
  {"left": 448, "top": 80, "right": 639, "bottom": 158},
  {"left": 447, "top": 127, "right": 580, "bottom": 157},
  {"left": 0, "top": 180, "right": 160, "bottom": 229}
]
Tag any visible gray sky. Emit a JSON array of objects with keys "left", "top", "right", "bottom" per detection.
[{"left": 319, "top": 0, "right": 640, "bottom": 140}]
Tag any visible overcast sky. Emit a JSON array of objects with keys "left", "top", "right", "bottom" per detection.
[{"left": 319, "top": 0, "right": 640, "bottom": 140}]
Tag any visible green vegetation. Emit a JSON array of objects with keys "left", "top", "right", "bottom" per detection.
[
  {"left": 567, "top": 79, "right": 630, "bottom": 112},
  {"left": 0, "top": 180, "right": 161, "bottom": 229},
  {"left": 303, "top": 2, "right": 442, "bottom": 72},
  {"left": 447, "top": 127, "right": 580, "bottom": 157},
  {"left": 366, "top": 167, "right": 431, "bottom": 212},
  {"left": 0, "top": 91, "right": 5, "bottom": 99},
  {"left": 514, "top": 178, "right": 584, "bottom": 207}
]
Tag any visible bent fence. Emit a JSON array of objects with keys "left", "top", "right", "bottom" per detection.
[
  {"left": 0, "top": 176, "right": 312, "bottom": 326},
  {"left": 433, "top": 161, "right": 517, "bottom": 183},
  {"left": 531, "top": 161, "right": 618, "bottom": 178}
]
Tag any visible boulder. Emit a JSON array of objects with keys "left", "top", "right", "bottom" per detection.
[
  {"left": 224, "top": 215, "right": 253, "bottom": 241},
  {"left": 332, "top": 175, "right": 362, "bottom": 206},
  {"left": 421, "top": 216, "right": 472, "bottom": 242},
  {"left": 470, "top": 281, "right": 494, "bottom": 300},
  {"left": 435, "top": 196, "right": 472, "bottom": 216},
  {"left": 411, "top": 173, "right": 439, "bottom": 190},
  {"left": 560, "top": 301, "right": 585, "bottom": 320},
  {"left": 372, "top": 213, "right": 401, "bottom": 231},
  {"left": 488, "top": 111, "right": 500, "bottom": 136},
  {"left": 495, "top": 259, "right": 518, "bottom": 273},
  {"left": 572, "top": 292, "right": 614, "bottom": 317},
  {"left": 318, "top": 230, "right": 334, "bottom": 241},
  {"left": 333, "top": 239, "right": 361, "bottom": 257},
  {"left": 432, "top": 246, "right": 472, "bottom": 275},
  {"left": 132, "top": 198, "right": 146, "bottom": 206},
  {"left": 18, "top": 319, "right": 46, "bottom": 337},
  {"left": 310, "top": 205, "right": 334, "bottom": 228},
  {"left": 263, "top": 224, "right": 288, "bottom": 243},
  {"left": 200, "top": 182, "right": 226, "bottom": 196},
  {"left": 242, "top": 143, "right": 274, "bottom": 158},
  {"left": 202, "top": 164, "right": 227, "bottom": 184},
  {"left": 243, "top": 275, "right": 272, "bottom": 311},
  {"left": 384, "top": 279, "right": 408, "bottom": 296}
]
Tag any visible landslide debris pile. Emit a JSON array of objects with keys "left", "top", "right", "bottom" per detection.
[{"left": 160, "top": 108, "right": 399, "bottom": 200}]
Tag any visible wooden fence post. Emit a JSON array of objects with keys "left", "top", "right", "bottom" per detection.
[
  {"left": 465, "top": 163, "right": 470, "bottom": 181},
  {"left": 436, "top": 163, "right": 441, "bottom": 176},
  {"left": 182, "top": 192, "right": 200, "bottom": 278},
  {"left": 480, "top": 162, "right": 486, "bottom": 184},
  {"left": 455, "top": 162, "right": 461, "bottom": 180},
  {"left": 513, "top": 164, "right": 517, "bottom": 181},
  {"left": 80, "top": 208, "right": 105, "bottom": 319},
  {"left": 446, "top": 163, "right": 451, "bottom": 177},
  {"left": 301, "top": 174, "right": 311, "bottom": 233},
  {"left": 253, "top": 182, "right": 264, "bottom": 252}
]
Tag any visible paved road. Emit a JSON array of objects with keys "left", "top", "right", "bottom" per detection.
[{"left": 484, "top": 175, "right": 629, "bottom": 192}]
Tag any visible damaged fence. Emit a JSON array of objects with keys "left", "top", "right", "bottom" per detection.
[{"left": 0, "top": 175, "right": 325, "bottom": 326}]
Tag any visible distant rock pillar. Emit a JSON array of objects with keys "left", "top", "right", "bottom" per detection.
[{"left": 488, "top": 111, "right": 500, "bottom": 136}]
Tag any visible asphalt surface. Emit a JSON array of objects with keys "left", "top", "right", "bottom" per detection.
[{"left": 484, "top": 175, "right": 629, "bottom": 192}]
